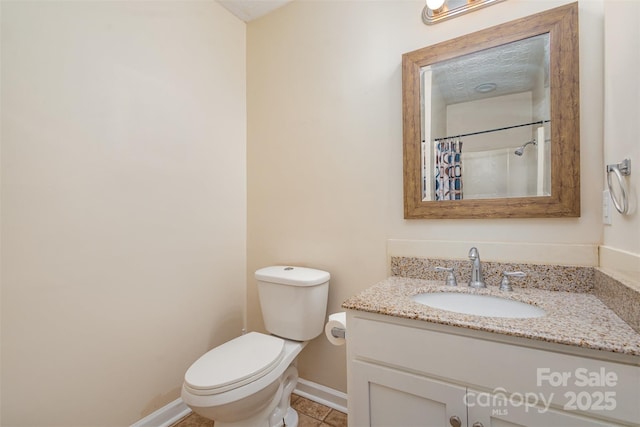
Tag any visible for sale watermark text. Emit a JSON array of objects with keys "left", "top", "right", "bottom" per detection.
[
  {"left": 537, "top": 367, "right": 618, "bottom": 388},
  {"left": 537, "top": 367, "right": 618, "bottom": 411},
  {"left": 463, "top": 367, "right": 619, "bottom": 416}
]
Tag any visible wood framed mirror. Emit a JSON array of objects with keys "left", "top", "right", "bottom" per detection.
[{"left": 402, "top": 3, "right": 579, "bottom": 219}]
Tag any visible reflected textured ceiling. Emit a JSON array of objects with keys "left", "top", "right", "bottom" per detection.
[
  {"left": 217, "top": 0, "right": 294, "bottom": 22},
  {"left": 431, "top": 34, "right": 550, "bottom": 105}
]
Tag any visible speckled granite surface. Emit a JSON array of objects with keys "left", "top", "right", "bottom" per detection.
[
  {"left": 342, "top": 276, "right": 640, "bottom": 356},
  {"left": 390, "top": 256, "right": 595, "bottom": 293},
  {"left": 594, "top": 268, "right": 640, "bottom": 333}
]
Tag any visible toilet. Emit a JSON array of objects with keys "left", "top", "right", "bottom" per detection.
[{"left": 181, "top": 266, "right": 330, "bottom": 427}]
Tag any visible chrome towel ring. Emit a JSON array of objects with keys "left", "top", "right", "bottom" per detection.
[{"left": 606, "top": 158, "right": 631, "bottom": 214}]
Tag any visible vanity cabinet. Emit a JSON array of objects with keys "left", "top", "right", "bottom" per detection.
[
  {"left": 346, "top": 312, "right": 640, "bottom": 427},
  {"left": 351, "top": 361, "right": 611, "bottom": 427}
]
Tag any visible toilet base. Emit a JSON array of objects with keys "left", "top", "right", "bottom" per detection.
[
  {"left": 208, "top": 365, "right": 299, "bottom": 427},
  {"left": 283, "top": 407, "right": 298, "bottom": 427},
  {"left": 212, "top": 403, "right": 297, "bottom": 427}
]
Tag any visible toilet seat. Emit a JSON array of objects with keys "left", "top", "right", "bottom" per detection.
[{"left": 184, "top": 332, "right": 285, "bottom": 396}]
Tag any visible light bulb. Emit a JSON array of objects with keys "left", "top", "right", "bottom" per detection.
[{"left": 426, "top": 0, "right": 446, "bottom": 10}]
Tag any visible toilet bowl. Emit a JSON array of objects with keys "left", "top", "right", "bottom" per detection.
[
  {"left": 181, "top": 332, "right": 306, "bottom": 427},
  {"left": 181, "top": 266, "right": 330, "bottom": 427}
]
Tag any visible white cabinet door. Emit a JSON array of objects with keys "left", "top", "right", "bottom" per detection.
[{"left": 350, "top": 360, "right": 468, "bottom": 427}]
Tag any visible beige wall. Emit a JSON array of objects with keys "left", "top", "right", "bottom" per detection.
[
  {"left": 1, "top": 1, "right": 246, "bottom": 426},
  {"left": 602, "top": 0, "right": 640, "bottom": 278},
  {"left": 247, "top": 0, "right": 606, "bottom": 393}
]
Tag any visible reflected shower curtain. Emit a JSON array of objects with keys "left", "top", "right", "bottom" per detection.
[{"left": 434, "top": 139, "right": 463, "bottom": 200}]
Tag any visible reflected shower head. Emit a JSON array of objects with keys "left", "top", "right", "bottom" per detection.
[{"left": 514, "top": 140, "right": 537, "bottom": 156}]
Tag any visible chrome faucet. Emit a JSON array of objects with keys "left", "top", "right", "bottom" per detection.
[{"left": 468, "top": 247, "right": 487, "bottom": 288}]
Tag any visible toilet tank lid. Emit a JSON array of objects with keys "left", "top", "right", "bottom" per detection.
[{"left": 255, "top": 266, "right": 330, "bottom": 287}]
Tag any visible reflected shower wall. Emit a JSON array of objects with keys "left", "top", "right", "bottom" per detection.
[{"left": 422, "top": 89, "right": 551, "bottom": 201}]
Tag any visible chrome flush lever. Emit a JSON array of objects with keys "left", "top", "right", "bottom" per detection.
[{"left": 435, "top": 266, "right": 457, "bottom": 286}]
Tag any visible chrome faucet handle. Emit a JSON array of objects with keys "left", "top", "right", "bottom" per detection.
[
  {"left": 435, "top": 266, "right": 457, "bottom": 286},
  {"left": 499, "top": 271, "right": 526, "bottom": 291}
]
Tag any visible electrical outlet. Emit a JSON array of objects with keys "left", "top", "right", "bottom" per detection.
[{"left": 603, "top": 190, "right": 612, "bottom": 225}]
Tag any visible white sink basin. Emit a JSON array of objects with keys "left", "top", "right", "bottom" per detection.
[{"left": 411, "top": 292, "right": 545, "bottom": 318}]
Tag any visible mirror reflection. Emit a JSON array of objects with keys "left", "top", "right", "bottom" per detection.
[
  {"left": 402, "top": 2, "right": 580, "bottom": 219},
  {"left": 422, "top": 34, "right": 551, "bottom": 201}
]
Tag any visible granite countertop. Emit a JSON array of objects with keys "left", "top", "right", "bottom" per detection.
[{"left": 342, "top": 276, "right": 640, "bottom": 356}]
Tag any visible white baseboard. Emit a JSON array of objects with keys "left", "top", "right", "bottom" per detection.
[
  {"left": 130, "top": 398, "right": 191, "bottom": 427},
  {"left": 294, "top": 378, "right": 348, "bottom": 414}
]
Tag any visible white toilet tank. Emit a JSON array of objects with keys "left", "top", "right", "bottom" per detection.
[{"left": 255, "top": 266, "right": 330, "bottom": 341}]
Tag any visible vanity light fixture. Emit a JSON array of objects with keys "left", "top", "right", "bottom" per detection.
[
  {"left": 426, "top": 0, "right": 446, "bottom": 11},
  {"left": 423, "top": 0, "right": 506, "bottom": 25}
]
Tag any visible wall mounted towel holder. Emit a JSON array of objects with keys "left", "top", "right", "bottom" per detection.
[{"left": 606, "top": 158, "right": 631, "bottom": 214}]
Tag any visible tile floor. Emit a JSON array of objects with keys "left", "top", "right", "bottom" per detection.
[{"left": 172, "top": 394, "right": 347, "bottom": 427}]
